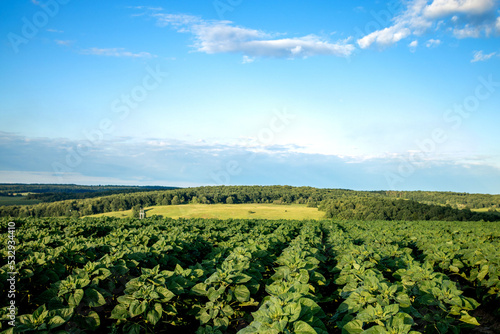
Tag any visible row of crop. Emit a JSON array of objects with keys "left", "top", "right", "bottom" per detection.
[
  {"left": 190, "top": 221, "right": 300, "bottom": 333},
  {"left": 238, "top": 222, "right": 330, "bottom": 333},
  {"left": 348, "top": 220, "right": 500, "bottom": 308},
  {"left": 0, "top": 219, "right": 219, "bottom": 332},
  {"left": 408, "top": 222, "right": 500, "bottom": 304},
  {"left": 324, "top": 221, "right": 482, "bottom": 334},
  {"left": 0, "top": 217, "right": 302, "bottom": 333}
]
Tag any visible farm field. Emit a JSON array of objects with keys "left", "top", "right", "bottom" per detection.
[
  {"left": 88, "top": 203, "right": 325, "bottom": 220},
  {"left": 1, "top": 217, "right": 499, "bottom": 333},
  {"left": 0, "top": 196, "right": 41, "bottom": 207},
  {"left": 471, "top": 208, "right": 500, "bottom": 213}
]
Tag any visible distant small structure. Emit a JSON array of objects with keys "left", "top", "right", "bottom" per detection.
[{"left": 139, "top": 208, "right": 146, "bottom": 219}]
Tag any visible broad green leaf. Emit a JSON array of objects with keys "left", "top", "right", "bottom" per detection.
[
  {"left": 385, "top": 304, "right": 399, "bottom": 315},
  {"left": 110, "top": 304, "right": 129, "bottom": 320},
  {"left": 32, "top": 304, "right": 48, "bottom": 319},
  {"left": 156, "top": 286, "right": 175, "bottom": 302},
  {"left": 129, "top": 300, "right": 148, "bottom": 318},
  {"left": 192, "top": 283, "right": 208, "bottom": 296},
  {"left": 147, "top": 308, "right": 162, "bottom": 325},
  {"left": 47, "top": 316, "right": 66, "bottom": 329},
  {"left": 396, "top": 293, "right": 411, "bottom": 308},
  {"left": 342, "top": 319, "right": 364, "bottom": 334},
  {"left": 117, "top": 295, "right": 135, "bottom": 306},
  {"left": 207, "top": 287, "right": 224, "bottom": 302},
  {"left": 477, "top": 265, "right": 489, "bottom": 281},
  {"left": 284, "top": 302, "right": 302, "bottom": 322},
  {"left": 199, "top": 311, "right": 211, "bottom": 324},
  {"left": 85, "top": 288, "right": 107, "bottom": 307},
  {"left": 233, "top": 273, "right": 252, "bottom": 284},
  {"left": 294, "top": 320, "right": 317, "bottom": 334},
  {"left": 298, "top": 269, "right": 309, "bottom": 284},
  {"left": 123, "top": 322, "right": 141, "bottom": 334},
  {"left": 68, "top": 289, "right": 84, "bottom": 308},
  {"left": 459, "top": 312, "right": 480, "bottom": 326},
  {"left": 363, "top": 325, "right": 388, "bottom": 334},
  {"left": 49, "top": 307, "right": 74, "bottom": 322},
  {"left": 235, "top": 285, "right": 251, "bottom": 302},
  {"left": 214, "top": 316, "right": 229, "bottom": 328},
  {"left": 222, "top": 304, "right": 234, "bottom": 317},
  {"left": 84, "top": 311, "right": 100, "bottom": 331}
]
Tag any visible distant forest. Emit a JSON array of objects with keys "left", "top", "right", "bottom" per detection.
[
  {"left": 0, "top": 183, "right": 177, "bottom": 203},
  {"left": 0, "top": 185, "right": 499, "bottom": 221}
]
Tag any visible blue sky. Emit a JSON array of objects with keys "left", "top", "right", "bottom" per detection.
[{"left": 1, "top": 0, "right": 500, "bottom": 193}]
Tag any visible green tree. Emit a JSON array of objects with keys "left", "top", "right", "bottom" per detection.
[{"left": 171, "top": 195, "right": 180, "bottom": 205}]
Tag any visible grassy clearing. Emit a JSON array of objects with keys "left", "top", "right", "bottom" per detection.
[
  {"left": 472, "top": 207, "right": 500, "bottom": 212},
  {"left": 88, "top": 203, "right": 325, "bottom": 220},
  {"left": 0, "top": 196, "right": 41, "bottom": 206}
]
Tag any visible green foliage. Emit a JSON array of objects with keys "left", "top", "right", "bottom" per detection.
[
  {"left": 0, "top": 217, "right": 498, "bottom": 333},
  {"left": 318, "top": 197, "right": 499, "bottom": 221}
]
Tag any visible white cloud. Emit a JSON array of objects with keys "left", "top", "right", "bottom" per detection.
[
  {"left": 357, "top": 0, "right": 500, "bottom": 48},
  {"left": 471, "top": 50, "right": 497, "bottom": 62},
  {"left": 242, "top": 55, "right": 255, "bottom": 64},
  {"left": 357, "top": 0, "right": 430, "bottom": 49},
  {"left": 424, "top": 0, "right": 496, "bottom": 18},
  {"left": 425, "top": 38, "right": 441, "bottom": 47},
  {"left": 151, "top": 12, "right": 355, "bottom": 59},
  {"left": 453, "top": 24, "right": 482, "bottom": 38},
  {"left": 80, "top": 48, "right": 156, "bottom": 58},
  {"left": 46, "top": 28, "right": 63, "bottom": 33},
  {"left": 358, "top": 24, "right": 411, "bottom": 48},
  {"left": 409, "top": 40, "right": 418, "bottom": 52}
]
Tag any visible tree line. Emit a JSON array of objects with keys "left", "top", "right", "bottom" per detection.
[
  {"left": 0, "top": 185, "right": 499, "bottom": 221},
  {"left": 0, "top": 184, "right": 176, "bottom": 204},
  {"left": 318, "top": 197, "right": 500, "bottom": 222}
]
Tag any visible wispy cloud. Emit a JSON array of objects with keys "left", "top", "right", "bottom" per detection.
[
  {"left": 471, "top": 50, "right": 497, "bottom": 62},
  {"left": 47, "top": 28, "right": 64, "bottom": 33},
  {"left": 55, "top": 40, "right": 74, "bottom": 46},
  {"left": 358, "top": 0, "right": 500, "bottom": 49},
  {"left": 453, "top": 24, "right": 482, "bottom": 38},
  {"left": 80, "top": 47, "right": 157, "bottom": 58},
  {"left": 425, "top": 38, "right": 441, "bottom": 47},
  {"left": 149, "top": 12, "right": 355, "bottom": 59}
]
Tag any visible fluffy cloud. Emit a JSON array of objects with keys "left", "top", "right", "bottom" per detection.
[
  {"left": 358, "top": 24, "right": 411, "bottom": 48},
  {"left": 408, "top": 40, "right": 418, "bottom": 52},
  {"left": 471, "top": 50, "right": 497, "bottom": 62},
  {"left": 423, "top": 0, "right": 496, "bottom": 18},
  {"left": 152, "top": 12, "right": 355, "bottom": 58},
  {"left": 357, "top": 0, "right": 500, "bottom": 49}
]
